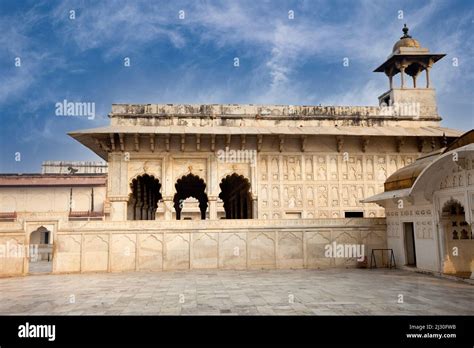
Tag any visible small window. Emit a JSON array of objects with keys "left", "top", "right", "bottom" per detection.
[
  {"left": 285, "top": 212, "right": 302, "bottom": 219},
  {"left": 345, "top": 211, "right": 364, "bottom": 218}
]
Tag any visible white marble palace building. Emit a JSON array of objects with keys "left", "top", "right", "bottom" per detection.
[{"left": 0, "top": 26, "right": 472, "bottom": 278}]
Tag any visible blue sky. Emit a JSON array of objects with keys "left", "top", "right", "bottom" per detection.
[{"left": 0, "top": 0, "right": 473, "bottom": 173}]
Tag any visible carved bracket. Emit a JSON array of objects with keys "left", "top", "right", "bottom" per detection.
[
  {"left": 95, "top": 138, "right": 110, "bottom": 152},
  {"left": 149, "top": 134, "right": 155, "bottom": 152},
  {"left": 417, "top": 137, "right": 425, "bottom": 152},
  {"left": 211, "top": 134, "right": 215, "bottom": 152},
  {"left": 118, "top": 134, "right": 125, "bottom": 152},
  {"left": 165, "top": 134, "right": 170, "bottom": 152},
  {"left": 109, "top": 133, "right": 116, "bottom": 151},
  {"left": 180, "top": 134, "right": 185, "bottom": 152},
  {"left": 301, "top": 135, "right": 307, "bottom": 152},
  {"left": 279, "top": 135, "right": 285, "bottom": 152},
  {"left": 134, "top": 134, "right": 140, "bottom": 152},
  {"left": 361, "top": 136, "right": 369, "bottom": 153},
  {"left": 336, "top": 136, "right": 344, "bottom": 153},
  {"left": 257, "top": 135, "right": 263, "bottom": 152},
  {"left": 240, "top": 134, "right": 246, "bottom": 150},
  {"left": 396, "top": 136, "right": 405, "bottom": 153}
]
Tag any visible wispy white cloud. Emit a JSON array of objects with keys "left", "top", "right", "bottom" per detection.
[{"left": 0, "top": 0, "right": 472, "bottom": 172}]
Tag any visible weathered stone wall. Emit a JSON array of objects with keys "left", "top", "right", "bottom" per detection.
[
  {"left": 0, "top": 222, "right": 26, "bottom": 276},
  {"left": 0, "top": 186, "right": 106, "bottom": 215}
]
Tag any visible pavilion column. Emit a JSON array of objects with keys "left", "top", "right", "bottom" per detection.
[
  {"left": 135, "top": 180, "right": 142, "bottom": 220},
  {"left": 110, "top": 196, "right": 129, "bottom": 221},
  {"left": 163, "top": 196, "right": 173, "bottom": 220},
  {"left": 209, "top": 196, "right": 217, "bottom": 220},
  {"left": 425, "top": 67, "right": 431, "bottom": 88},
  {"left": 400, "top": 66, "right": 406, "bottom": 89},
  {"left": 235, "top": 194, "right": 239, "bottom": 219},
  {"left": 142, "top": 185, "right": 148, "bottom": 220},
  {"left": 389, "top": 75, "right": 393, "bottom": 89},
  {"left": 107, "top": 153, "right": 129, "bottom": 221},
  {"left": 252, "top": 197, "right": 257, "bottom": 219},
  {"left": 147, "top": 187, "right": 153, "bottom": 220},
  {"left": 129, "top": 197, "right": 136, "bottom": 220}
]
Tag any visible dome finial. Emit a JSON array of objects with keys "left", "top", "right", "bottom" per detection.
[{"left": 401, "top": 24, "right": 412, "bottom": 39}]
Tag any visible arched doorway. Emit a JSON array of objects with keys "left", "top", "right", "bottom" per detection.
[
  {"left": 29, "top": 226, "right": 53, "bottom": 274},
  {"left": 440, "top": 199, "right": 473, "bottom": 277},
  {"left": 219, "top": 173, "right": 252, "bottom": 219},
  {"left": 128, "top": 174, "right": 162, "bottom": 220},
  {"left": 173, "top": 174, "right": 208, "bottom": 220}
]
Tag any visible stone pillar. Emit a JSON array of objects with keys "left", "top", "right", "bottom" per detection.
[
  {"left": 163, "top": 196, "right": 174, "bottom": 220},
  {"left": 425, "top": 67, "right": 431, "bottom": 88},
  {"left": 252, "top": 197, "right": 258, "bottom": 219},
  {"left": 239, "top": 192, "right": 245, "bottom": 219},
  {"left": 107, "top": 152, "right": 129, "bottom": 221},
  {"left": 143, "top": 186, "right": 149, "bottom": 220},
  {"left": 209, "top": 196, "right": 218, "bottom": 220},
  {"left": 400, "top": 67, "right": 405, "bottom": 89},
  {"left": 110, "top": 196, "right": 128, "bottom": 221}
]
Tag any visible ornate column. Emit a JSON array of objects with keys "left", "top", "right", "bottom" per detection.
[
  {"left": 162, "top": 154, "right": 174, "bottom": 220},
  {"left": 252, "top": 197, "right": 258, "bottom": 219},
  {"left": 142, "top": 185, "right": 148, "bottom": 220},
  {"left": 208, "top": 152, "right": 218, "bottom": 220},
  {"left": 108, "top": 153, "right": 129, "bottom": 221},
  {"left": 425, "top": 67, "right": 431, "bottom": 88},
  {"left": 163, "top": 196, "right": 174, "bottom": 220},
  {"left": 110, "top": 196, "right": 129, "bottom": 221},
  {"left": 209, "top": 195, "right": 218, "bottom": 220},
  {"left": 400, "top": 66, "right": 406, "bottom": 89}
]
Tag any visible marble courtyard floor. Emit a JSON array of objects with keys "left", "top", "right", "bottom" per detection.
[{"left": 0, "top": 269, "right": 472, "bottom": 315}]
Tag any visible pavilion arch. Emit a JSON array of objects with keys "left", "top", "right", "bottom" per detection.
[
  {"left": 173, "top": 174, "right": 208, "bottom": 220},
  {"left": 441, "top": 199, "right": 472, "bottom": 240},
  {"left": 128, "top": 174, "right": 162, "bottom": 220},
  {"left": 219, "top": 173, "right": 253, "bottom": 219}
]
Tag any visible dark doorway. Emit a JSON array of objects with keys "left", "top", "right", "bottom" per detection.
[
  {"left": 404, "top": 222, "right": 416, "bottom": 266},
  {"left": 129, "top": 174, "right": 162, "bottom": 220},
  {"left": 173, "top": 174, "right": 208, "bottom": 220},
  {"left": 219, "top": 173, "right": 252, "bottom": 219}
]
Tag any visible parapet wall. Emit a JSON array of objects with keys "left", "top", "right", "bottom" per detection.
[
  {"left": 109, "top": 103, "right": 441, "bottom": 124},
  {"left": 0, "top": 218, "right": 386, "bottom": 277}
]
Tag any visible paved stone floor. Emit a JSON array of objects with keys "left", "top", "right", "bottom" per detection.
[{"left": 0, "top": 269, "right": 472, "bottom": 315}]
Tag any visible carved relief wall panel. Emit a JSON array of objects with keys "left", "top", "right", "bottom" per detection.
[{"left": 258, "top": 152, "right": 419, "bottom": 219}]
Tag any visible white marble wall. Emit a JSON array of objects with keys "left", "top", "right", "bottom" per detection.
[{"left": 0, "top": 218, "right": 386, "bottom": 276}]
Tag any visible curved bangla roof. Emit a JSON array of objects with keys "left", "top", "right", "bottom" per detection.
[
  {"left": 363, "top": 129, "right": 474, "bottom": 203},
  {"left": 383, "top": 151, "right": 442, "bottom": 192}
]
